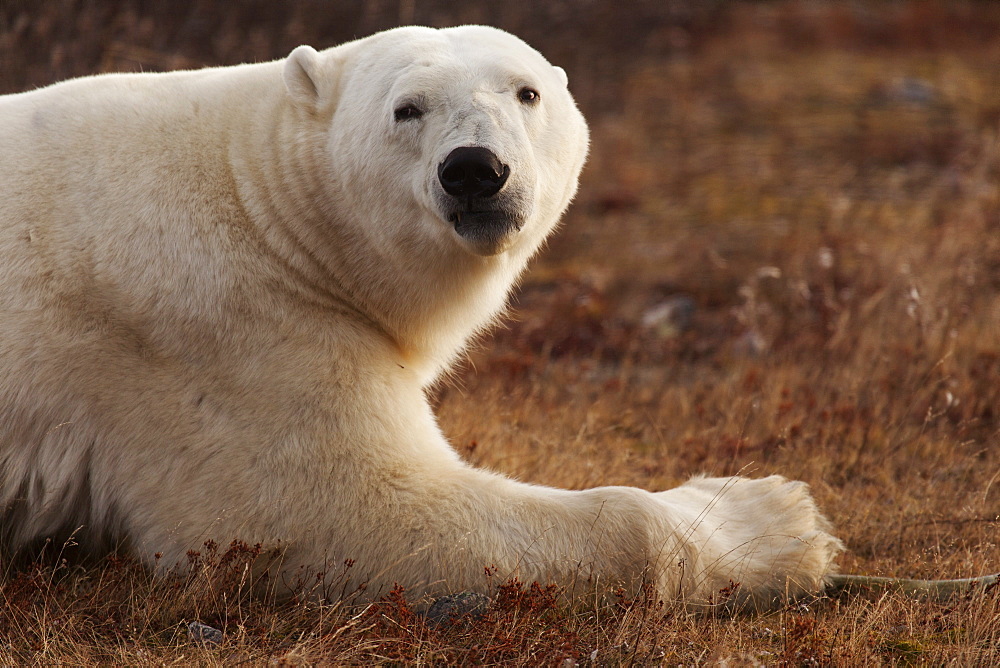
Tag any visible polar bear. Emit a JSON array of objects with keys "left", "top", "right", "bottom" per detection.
[{"left": 0, "top": 25, "right": 841, "bottom": 609}]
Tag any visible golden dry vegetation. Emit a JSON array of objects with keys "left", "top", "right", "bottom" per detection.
[{"left": 2, "top": 1, "right": 1000, "bottom": 664}]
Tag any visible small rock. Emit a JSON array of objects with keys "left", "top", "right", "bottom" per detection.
[
  {"left": 733, "top": 329, "right": 767, "bottom": 357},
  {"left": 187, "top": 621, "right": 223, "bottom": 648},
  {"left": 889, "top": 77, "right": 937, "bottom": 106},
  {"left": 424, "top": 591, "right": 491, "bottom": 627},
  {"left": 641, "top": 295, "right": 696, "bottom": 339},
  {"left": 867, "top": 77, "right": 938, "bottom": 108}
]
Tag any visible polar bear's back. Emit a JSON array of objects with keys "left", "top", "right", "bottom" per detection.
[
  {"left": 0, "top": 64, "right": 276, "bottom": 203},
  {"left": 0, "top": 62, "right": 289, "bottom": 317}
]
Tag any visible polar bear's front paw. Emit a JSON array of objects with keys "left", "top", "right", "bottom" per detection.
[{"left": 657, "top": 475, "right": 844, "bottom": 610}]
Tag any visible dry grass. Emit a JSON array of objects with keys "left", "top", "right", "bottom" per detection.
[{"left": 3, "top": 1, "right": 1000, "bottom": 664}]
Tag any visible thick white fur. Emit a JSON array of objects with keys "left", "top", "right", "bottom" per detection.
[{"left": 0, "top": 26, "right": 841, "bottom": 608}]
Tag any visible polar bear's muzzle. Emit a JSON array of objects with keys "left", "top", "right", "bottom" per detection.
[{"left": 437, "top": 146, "right": 523, "bottom": 256}]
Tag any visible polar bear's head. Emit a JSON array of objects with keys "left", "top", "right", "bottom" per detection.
[
  {"left": 282, "top": 26, "right": 589, "bottom": 259},
  {"left": 277, "top": 26, "right": 588, "bottom": 379}
]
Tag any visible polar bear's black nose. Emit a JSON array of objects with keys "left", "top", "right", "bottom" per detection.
[{"left": 438, "top": 147, "right": 510, "bottom": 199}]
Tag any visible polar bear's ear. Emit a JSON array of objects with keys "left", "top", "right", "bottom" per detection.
[
  {"left": 553, "top": 66, "right": 569, "bottom": 88},
  {"left": 284, "top": 45, "right": 323, "bottom": 110}
]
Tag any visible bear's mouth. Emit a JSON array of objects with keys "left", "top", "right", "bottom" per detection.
[{"left": 449, "top": 209, "right": 523, "bottom": 256}]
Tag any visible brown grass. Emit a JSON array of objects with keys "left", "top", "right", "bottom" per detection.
[{"left": 3, "top": 0, "right": 1000, "bottom": 664}]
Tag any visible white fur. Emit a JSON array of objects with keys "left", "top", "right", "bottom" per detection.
[{"left": 0, "top": 25, "right": 841, "bottom": 608}]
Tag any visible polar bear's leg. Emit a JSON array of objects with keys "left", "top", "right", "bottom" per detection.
[{"left": 257, "top": 461, "right": 839, "bottom": 609}]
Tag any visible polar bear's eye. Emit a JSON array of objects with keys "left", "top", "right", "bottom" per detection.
[
  {"left": 518, "top": 87, "right": 540, "bottom": 104},
  {"left": 394, "top": 104, "right": 424, "bottom": 122}
]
